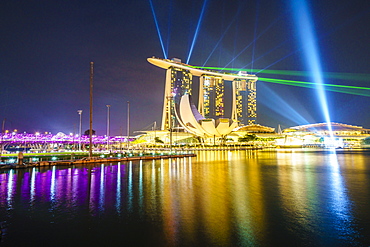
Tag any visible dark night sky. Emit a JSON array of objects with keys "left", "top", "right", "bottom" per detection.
[{"left": 1, "top": 0, "right": 369, "bottom": 135}]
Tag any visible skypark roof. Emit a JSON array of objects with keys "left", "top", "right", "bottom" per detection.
[
  {"left": 147, "top": 57, "right": 258, "bottom": 81},
  {"left": 288, "top": 122, "right": 370, "bottom": 132}
]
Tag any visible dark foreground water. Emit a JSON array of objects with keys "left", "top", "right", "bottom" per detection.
[{"left": 1, "top": 149, "right": 370, "bottom": 246}]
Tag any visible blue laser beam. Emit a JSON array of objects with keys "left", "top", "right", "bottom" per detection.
[
  {"left": 255, "top": 48, "right": 297, "bottom": 74},
  {"left": 202, "top": 7, "right": 242, "bottom": 66},
  {"left": 202, "top": 2, "right": 246, "bottom": 66},
  {"left": 224, "top": 12, "right": 285, "bottom": 70},
  {"left": 259, "top": 83, "right": 314, "bottom": 125},
  {"left": 166, "top": 0, "right": 174, "bottom": 57},
  {"left": 187, "top": 0, "right": 208, "bottom": 64},
  {"left": 258, "top": 3, "right": 369, "bottom": 78},
  {"left": 242, "top": 35, "right": 292, "bottom": 72},
  {"left": 290, "top": 0, "right": 333, "bottom": 136},
  {"left": 251, "top": 0, "right": 260, "bottom": 73},
  {"left": 149, "top": 0, "right": 167, "bottom": 59}
]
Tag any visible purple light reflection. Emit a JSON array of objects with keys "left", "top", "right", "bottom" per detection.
[{"left": 0, "top": 163, "right": 129, "bottom": 218}]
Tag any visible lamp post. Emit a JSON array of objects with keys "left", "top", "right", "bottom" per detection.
[
  {"left": 78, "top": 110, "right": 82, "bottom": 151},
  {"left": 89, "top": 62, "right": 94, "bottom": 158},
  {"left": 106, "top": 105, "right": 111, "bottom": 152},
  {"left": 119, "top": 126, "right": 122, "bottom": 153},
  {"left": 126, "top": 101, "right": 130, "bottom": 152},
  {"left": 0, "top": 119, "right": 5, "bottom": 162},
  {"left": 166, "top": 95, "right": 173, "bottom": 154},
  {"left": 153, "top": 121, "right": 157, "bottom": 144}
]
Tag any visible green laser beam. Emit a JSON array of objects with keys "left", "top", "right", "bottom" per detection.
[
  {"left": 191, "top": 66, "right": 370, "bottom": 81},
  {"left": 259, "top": 77, "right": 370, "bottom": 90},
  {"left": 259, "top": 78, "right": 370, "bottom": 97},
  {"left": 190, "top": 65, "right": 370, "bottom": 96}
]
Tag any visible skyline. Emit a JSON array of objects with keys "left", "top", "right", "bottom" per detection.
[{"left": 1, "top": 0, "right": 369, "bottom": 135}]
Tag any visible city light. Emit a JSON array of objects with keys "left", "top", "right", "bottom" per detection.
[
  {"left": 8, "top": 158, "right": 16, "bottom": 163},
  {"left": 0, "top": 132, "right": 129, "bottom": 147}
]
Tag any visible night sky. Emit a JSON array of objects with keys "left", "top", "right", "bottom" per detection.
[{"left": 1, "top": 0, "right": 369, "bottom": 135}]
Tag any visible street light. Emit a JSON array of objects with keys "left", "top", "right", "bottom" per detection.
[
  {"left": 0, "top": 119, "right": 5, "bottom": 162},
  {"left": 106, "top": 105, "right": 111, "bottom": 152},
  {"left": 127, "top": 101, "right": 130, "bottom": 152},
  {"left": 78, "top": 110, "right": 82, "bottom": 151},
  {"left": 166, "top": 95, "right": 174, "bottom": 154},
  {"left": 89, "top": 61, "right": 94, "bottom": 158}
]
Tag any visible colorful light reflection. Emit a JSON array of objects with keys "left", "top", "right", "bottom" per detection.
[{"left": 0, "top": 151, "right": 368, "bottom": 245}]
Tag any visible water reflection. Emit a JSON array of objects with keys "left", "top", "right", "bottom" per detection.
[
  {"left": 327, "top": 151, "right": 357, "bottom": 242},
  {"left": 128, "top": 161, "right": 133, "bottom": 213},
  {"left": 0, "top": 150, "right": 370, "bottom": 246},
  {"left": 116, "top": 163, "right": 121, "bottom": 215},
  {"left": 30, "top": 167, "right": 36, "bottom": 204},
  {"left": 230, "top": 153, "right": 262, "bottom": 246},
  {"left": 7, "top": 170, "right": 15, "bottom": 209}
]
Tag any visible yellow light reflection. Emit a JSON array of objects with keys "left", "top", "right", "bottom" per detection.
[
  {"left": 276, "top": 151, "right": 317, "bottom": 230},
  {"left": 230, "top": 151, "right": 265, "bottom": 245}
]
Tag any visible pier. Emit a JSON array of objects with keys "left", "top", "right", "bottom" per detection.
[{"left": 0, "top": 153, "right": 196, "bottom": 170}]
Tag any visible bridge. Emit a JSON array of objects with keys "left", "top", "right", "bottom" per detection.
[{"left": 0, "top": 132, "right": 131, "bottom": 153}]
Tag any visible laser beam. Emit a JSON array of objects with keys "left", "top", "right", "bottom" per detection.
[
  {"left": 258, "top": 83, "right": 314, "bottom": 125},
  {"left": 187, "top": 0, "right": 208, "bottom": 64},
  {"left": 191, "top": 66, "right": 370, "bottom": 82},
  {"left": 290, "top": 0, "right": 333, "bottom": 136},
  {"left": 251, "top": 0, "right": 260, "bottom": 72},
  {"left": 202, "top": 6, "right": 243, "bottom": 66},
  {"left": 166, "top": 0, "right": 174, "bottom": 58},
  {"left": 149, "top": 0, "right": 167, "bottom": 59},
  {"left": 222, "top": 11, "right": 287, "bottom": 71},
  {"left": 259, "top": 78, "right": 370, "bottom": 97}
]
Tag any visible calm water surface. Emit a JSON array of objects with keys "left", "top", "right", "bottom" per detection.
[{"left": 1, "top": 149, "right": 370, "bottom": 246}]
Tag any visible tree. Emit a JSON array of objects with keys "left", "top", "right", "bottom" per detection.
[
  {"left": 154, "top": 137, "right": 164, "bottom": 143},
  {"left": 238, "top": 134, "right": 257, "bottom": 142}
]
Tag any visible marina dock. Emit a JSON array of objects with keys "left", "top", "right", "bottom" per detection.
[{"left": 0, "top": 153, "right": 196, "bottom": 170}]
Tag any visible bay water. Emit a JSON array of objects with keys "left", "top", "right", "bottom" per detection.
[{"left": 1, "top": 149, "right": 370, "bottom": 246}]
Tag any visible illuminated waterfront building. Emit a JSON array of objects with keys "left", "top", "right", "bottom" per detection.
[
  {"left": 277, "top": 122, "right": 370, "bottom": 148},
  {"left": 147, "top": 57, "right": 258, "bottom": 137},
  {"left": 161, "top": 59, "right": 193, "bottom": 130},
  {"left": 199, "top": 75, "right": 224, "bottom": 119},
  {"left": 232, "top": 77, "right": 257, "bottom": 125}
]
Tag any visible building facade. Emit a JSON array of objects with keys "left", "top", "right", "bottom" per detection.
[{"left": 148, "top": 57, "right": 258, "bottom": 136}]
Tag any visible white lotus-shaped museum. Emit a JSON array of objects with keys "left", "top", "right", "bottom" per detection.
[{"left": 175, "top": 94, "right": 238, "bottom": 137}]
